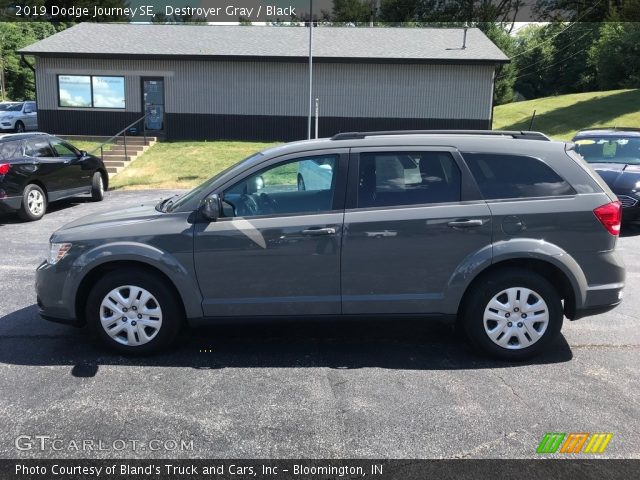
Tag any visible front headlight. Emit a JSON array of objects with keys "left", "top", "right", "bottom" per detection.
[{"left": 48, "top": 242, "right": 72, "bottom": 264}]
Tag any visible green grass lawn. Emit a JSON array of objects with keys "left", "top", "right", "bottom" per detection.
[
  {"left": 109, "top": 89, "right": 640, "bottom": 189},
  {"left": 493, "top": 89, "right": 640, "bottom": 141},
  {"left": 110, "top": 140, "right": 281, "bottom": 190}
]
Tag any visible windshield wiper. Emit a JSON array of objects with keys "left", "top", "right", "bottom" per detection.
[{"left": 155, "top": 194, "right": 179, "bottom": 213}]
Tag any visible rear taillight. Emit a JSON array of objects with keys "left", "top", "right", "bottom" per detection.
[
  {"left": 594, "top": 201, "right": 622, "bottom": 235},
  {"left": 0, "top": 163, "right": 9, "bottom": 175}
]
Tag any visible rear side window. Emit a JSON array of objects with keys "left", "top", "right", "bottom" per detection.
[
  {"left": 463, "top": 153, "right": 576, "bottom": 200},
  {"left": 25, "top": 139, "right": 55, "bottom": 158},
  {"left": 0, "top": 141, "right": 23, "bottom": 161},
  {"left": 357, "top": 151, "right": 461, "bottom": 208}
]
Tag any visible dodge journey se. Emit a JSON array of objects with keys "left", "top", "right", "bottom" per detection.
[{"left": 35, "top": 130, "right": 625, "bottom": 359}]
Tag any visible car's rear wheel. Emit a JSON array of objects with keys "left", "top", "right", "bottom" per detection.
[
  {"left": 86, "top": 269, "right": 182, "bottom": 354},
  {"left": 18, "top": 184, "right": 47, "bottom": 221},
  {"left": 14, "top": 121, "right": 25, "bottom": 133},
  {"left": 91, "top": 172, "right": 105, "bottom": 201},
  {"left": 297, "top": 174, "right": 306, "bottom": 191},
  {"left": 461, "top": 268, "right": 563, "bottom": 360}
]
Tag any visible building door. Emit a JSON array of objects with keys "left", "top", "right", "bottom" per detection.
[{"left": 142, "top": 78, "right": 164, "bottom": 132}]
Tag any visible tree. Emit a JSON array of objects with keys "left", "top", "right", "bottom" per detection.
[
  {"left": 0, "top": 22, "right": 56, "bottom": 100},
  {"left": 589, "top": 22, "right": 640, "bottom": 90}
]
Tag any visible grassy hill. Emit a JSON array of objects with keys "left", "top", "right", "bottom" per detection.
[{"left": 493, "top": 89, "right": 640, "bottom": 141}]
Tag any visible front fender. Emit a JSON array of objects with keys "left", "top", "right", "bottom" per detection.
[
  {"left": 67, "top": 241, "right": 203, "bottom": 319},
  {"left": 443, "top": 238, "right": 587, "bottom": 314}
]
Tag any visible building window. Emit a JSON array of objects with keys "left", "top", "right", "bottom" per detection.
[{"left": 58, "top": 75, "right": 125, "bottom": 109}]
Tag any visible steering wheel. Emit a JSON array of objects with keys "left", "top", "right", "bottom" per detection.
[
  {"left": 259, "top": 192, "right": 278, "bottom": 214},
  {"left": 235, "top": 194, "right": 259, "bottom": 216}
]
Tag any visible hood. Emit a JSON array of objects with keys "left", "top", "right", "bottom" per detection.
[
  {"left": 591, "top": 163, "right": 640, "bottom": 193},
  {"left": 56, "top": 202, "right": 163, "bottom": 233}
]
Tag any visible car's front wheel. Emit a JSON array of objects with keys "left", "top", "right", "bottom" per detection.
[
  {"left": 18, "top": 184, "right": 47, "bottom": 221},
  {"left": 86, "top": 269, "right": 182, "bottom": 354},
  {"left": 91, "top": 172, "right": 105, "bottom": 201},
  {"left": 14, "top": 121, "right": 25, "bottom": 133},
  {"left": 461, "top": 268, "right": 563, "bottom": 360}
]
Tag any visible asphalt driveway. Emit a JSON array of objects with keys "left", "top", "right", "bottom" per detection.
[{"left": 0, "top": 190, "right": 638, "bottom": 459}]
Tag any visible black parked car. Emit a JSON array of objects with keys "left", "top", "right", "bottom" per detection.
[
  {"left": 572, "top": 128, "right": 640, "bottom": 222},
  {"left": 0, "top": 133, "right": 107, "bottom": 221}
]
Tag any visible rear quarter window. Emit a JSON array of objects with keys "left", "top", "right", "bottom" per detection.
[
  {"left": 462, "top": 152, "right": 576, "bottom": 200},
  {"left": 0, "top": 141, "right": 23, "bottom": 161}
]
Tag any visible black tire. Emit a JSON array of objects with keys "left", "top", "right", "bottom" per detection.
[
  {"left": 18, "top": 184, "right": 47, "bottom": 221},
  {"left": 461, "top": 268, "right": 563, "bottom": 360},
  {"left": 86, "top": 269, "right": 183, "bottom": 355},
  {"left": 297, "top": 174, "right": 306, "bottom": 191},
  {"left": 14, "top": 121, "right": 25, "bottom": 133},
  {"left": 91, "top": 171, "right": 105, "bottom": 201}
]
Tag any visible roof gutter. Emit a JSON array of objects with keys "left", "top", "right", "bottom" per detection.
[{"left": 17, "top": 51, "right": 510, "bottom": 65}]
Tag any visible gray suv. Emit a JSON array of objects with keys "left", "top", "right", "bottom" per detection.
[{"left": 35, "top": 131, "right": 625, "bottom": 359}]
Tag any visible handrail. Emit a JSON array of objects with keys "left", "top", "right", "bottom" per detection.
[{"left": 92, "top": 113, "right": 149, "bottom": 163}]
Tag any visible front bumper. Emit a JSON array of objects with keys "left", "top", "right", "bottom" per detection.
[
  {"left": 0, "top": 122, "right": 15, "bottom": 131},
  {"left": 0, "top": 195, "right": 22, "bottom": 214},
  {"left": 35, "top": 260, "right": 81, "bottom": 326}
]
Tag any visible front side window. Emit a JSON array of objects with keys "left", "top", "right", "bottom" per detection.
[
  {"left": 357, "top": 151, "right": 461, "bottom": 208},
  {"left": 58, "top": 75, "right": 125, "bottom": 109},
  {"left": 463, "top": 153, "right": 576, "bottom": 200},
  {"left": 223, "top": 155, "right": 338, "bottom": 217},
  {"left": 50, "top": 138, "right": 79, "bottom": 157},
  {"left": 25, "top": 139, "right": 55, "bottom": 158}
]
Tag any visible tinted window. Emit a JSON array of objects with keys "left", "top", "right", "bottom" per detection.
[
  {"left": 223, "top": 155, "right": 338, "bottom": 217},
  {"left": 0, "top": 141, "right": 23, "bottom": 161},
  {"left": 357, "top": 151, "right": 461, "bottom": 208},
  {"left": 25, "top": 139, "right": 55, "bottom": 158},
  {"left": 25, "top": 102, "right": 37, "bottom": 112},
  {"left": 463, "top": 153, "right": 575, "bottom": 200},
  {"left": 50, "top": 138, "right": 78, "bottom": 157}
]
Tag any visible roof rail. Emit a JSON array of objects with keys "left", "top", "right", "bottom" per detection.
[{"left": 330, "top": 130, "right": 551, "bottom": 141}]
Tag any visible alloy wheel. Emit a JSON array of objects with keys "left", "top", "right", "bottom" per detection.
[{"left": 27, "top": 190, "right": 44, "bottom": 216}]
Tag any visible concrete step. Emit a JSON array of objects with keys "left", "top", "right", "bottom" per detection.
[
  {"left": 102, "top": 154, "right": 134, "bottom": 162},
  {"left": 106, "top": 166, "right": 121, "bottom": 174},
  {"left": 114, "top": 137, "right": 155, "bottom": 146},
  {"left": 107, "top": 145, "right": 145, "bottom": 153},
  {"left": 104, "top": 160, "right": 126, "bottom": 167}
]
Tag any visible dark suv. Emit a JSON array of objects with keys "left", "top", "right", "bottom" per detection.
[{"left": 35, "top": 131, "right": 625, "bottom": 359}]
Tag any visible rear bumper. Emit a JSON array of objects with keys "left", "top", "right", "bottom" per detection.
[
  {"left": 0, "top": 195, "right": 22, "bottom": 213},
  {"left": 571, "top": 283, "right": 624, "bottom": 320}
]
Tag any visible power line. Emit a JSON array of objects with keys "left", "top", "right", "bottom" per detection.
[
  {"left": 506, "top": 0, "right": 602, "bottom": 62},
  {"left": 496, "top": 29, "right": 592, "bottom": 81}
]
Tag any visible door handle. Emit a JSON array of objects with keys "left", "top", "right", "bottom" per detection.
[
  {"left": 302, "top": 227, "right": 336, "bottom": 236},
  {"left": 447, "top": 219, "right": 485, "bottom": 228}
]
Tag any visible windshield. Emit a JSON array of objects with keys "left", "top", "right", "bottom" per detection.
[
  {"left": 574, "top": 136, "right": 640, "bottom": 165},
  {"left": 165, "top": 152, "right": 264, "bottom": 212},
  {"left": 0, "top": 103, "right": 22, "bottom": 112}
]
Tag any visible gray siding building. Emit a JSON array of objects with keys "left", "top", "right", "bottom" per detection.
[{"left": 20, "top": 23, "right": 508, "bottom": 141}]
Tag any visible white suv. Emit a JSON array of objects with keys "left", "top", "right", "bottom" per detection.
[{"left": 0, "top": 101, "right": 38, "bottom": 132}]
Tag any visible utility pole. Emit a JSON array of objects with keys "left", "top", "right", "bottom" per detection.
[{"left": 307, "top": 0, "right": 313, "bottom": 140}]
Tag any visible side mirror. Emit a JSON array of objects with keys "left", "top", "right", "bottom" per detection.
[
  {"left": 79, "top": 150, "right": 88, "bottom": 158},
  {"left": 202, "top": 193, "right": 222, "bottom": 221}
]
